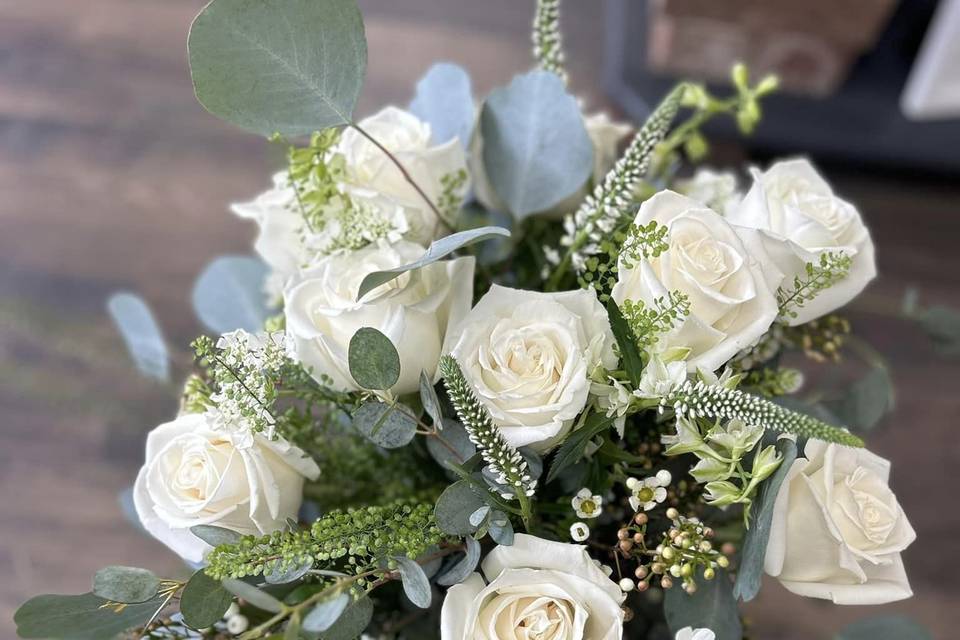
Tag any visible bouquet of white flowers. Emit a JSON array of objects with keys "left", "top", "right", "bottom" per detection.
[{"left": 14, "top": 1, "right": 919, "bottom": 639}]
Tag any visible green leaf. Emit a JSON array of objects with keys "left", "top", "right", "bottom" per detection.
[
  {"left": 348, "top": 327, "right": 401, "bottom": 390},
  {"left": 192, "top": 255, "right": 270, "bottom": 334},
  {"left": 222, "top": 579, "right": 284, "bottom": 613},
  {"left": 191, "top": 524, "right": 243, "bottom": 547},
  {"left": 92, "top": 566, "right": 160, "bottom": 604},
  {"left": 419, "top": 370, "right": 444, "bottom": 427},
  {"left": 265, "top": 557, "right": 314, "bottom": 584},
  {"left": 480, "top": 70, "right": 593, "bottom": 218},
  {"left": 302, "top": 593, "right": 350, "bottom": 633},
  {"left": 395, "top": 557, "right": 431, "bottom": 608},
  {"left": 426, "top": 420, "right": 477, "bottom": 470},
  {"left": 356, "top": 226, "right": 510, "bottom": 300},
  {"left": 834, "top": 615, "right": 932, "bottom": 640},
  {"left": 189, "top": 0, "right": 366, "bottom": 136},
  {"left": 435, "top": 479, "right": 488, "bottom": 535},
  {"left": 14, "top": 592, "right": 164, "bottom": 639},
  {"left": 664, "top": 569, "right": 742, "bottom": 640},
  {"left": 488, "top": 512, "right": 514, "bottom": 546},
  {"left": 606, "top": 298, "right": 645, "bottom": 387},
  {"left": 352, "top": 401, "right": 417, "bottom": 448},
  {"left": 408, "top": 63, "right": 474, "bottom": 147},
  {"left": 546, "top": 413, "right": 615, "bottom": 484},
  {"left": 436, "top": 536, "right": 481, "bottom": 586},
  {"left": 106, "top": 293, "right": 169, "bottom": 381},
  {"left": 733, "top": 438, "right": 797, "bottom": 602},
  {"left": 180, "top": 570, "right": 234, "bottom": 629},
  {"left": 314, "top": 596, "right": 373, "bottom": 640}
]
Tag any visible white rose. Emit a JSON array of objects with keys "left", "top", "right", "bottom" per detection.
[
  {"left": 470, "top": 111, "right": 631, "bottom": 216},
  {"left": 727, "top": 158, "right": 877, "bottom": 325},
  {"left": 764, "top": 440, "right": 916, "bottom": 605},
  {"left": 611, "top": 191, "right": 780, "bottom": 372},
  {"left": 440, "top": 534, "right": 625, "bottom": 640},
  {"left": 445, "top": 285, "right": 617, "bottom": 452},
  {"left": 133, "top": 413, "right": 320, "bottom": 563},
  {"left": 676, "top": 168, "right": 741, "bottom": 216},
  {"left": 338, "top": 106, "right": 469, "bottom": 244},
  {"left": 285, "top": 240, "right": 474, "bottom": 395}
]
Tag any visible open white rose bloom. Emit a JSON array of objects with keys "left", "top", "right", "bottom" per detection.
[{"left": 18, "top": 1, "right": 925, "bottom": 640}]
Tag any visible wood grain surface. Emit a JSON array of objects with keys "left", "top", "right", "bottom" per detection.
[{"left": 0, "top": 1, "right": 957, "bottom": 638}]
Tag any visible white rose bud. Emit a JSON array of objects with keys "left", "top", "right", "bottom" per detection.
[
  {"left": 444, "top": 285, "right": 617, "bottom": 452},
  {"left": 285, "top": 240, "right": 474, "bottom": 395},
  {"left": 727, "top": 158, "right": 876, "bottom": 325},
  {"left": 612, "top": 190, "right": 780, "bottom": 372},
  {"left": 764, "top": 440, "right": 916, "bottom": 604},
  {"left": 133, "top": 413, "right": 320, "bottom": 563},
  {"left": 440, "top": 534, "right": 625, "bottom": 640}
]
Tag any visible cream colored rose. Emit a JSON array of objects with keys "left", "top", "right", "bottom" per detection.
[
  {"left": 285, "top": 240, "right": 474, "bottom": 395},
  {"left": 470, "top": 111, "right": 631, "bottom": 216},
  {"left": 440, "top": 534, "right": 625, "bottom": 640},
  {"left": 727, "top": 158, "right": 877, "bottom": 325},
  {"left": 676, "top": 168, "right": 741, "bottom": 215},
  {"left": 445, "top": 285, "right": 617, "bottom": 452},
  {"left": 337, "top": 106, "right": 469, "bottom": 244},
  {"left": 764, "top": 440, "right": 916, "bottom": 605},
  {"left": 133, "top": 413, "right": 319, "bottom": 563},
  {"left": 611, "top": 190, "right": 780, "bottom": 372}
]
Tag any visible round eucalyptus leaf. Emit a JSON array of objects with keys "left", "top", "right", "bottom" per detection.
[
  {"left": 264, "top": 556, "right": 314, "bottom": 584},
  {"left": 190, "top": 524, "right": 243, "bottom": 547},
  {"left": 316, "top": 596, "right": 373, "bottom": 640},
  {"left": 14, "top": 593, "right": 162, "bottom": 640},
  {"left": 395, "top": 557, "right": 431, "bottom": 609},
  {"left": 302, "top": 592, "right": 350, "bottom": 633},
  {"left": 189, "top": 0, "right": 367, "bottom": 136},
  {"left": 222, "top": 579, "right": 283, "bottom": 613},
  {"left": 426, "top": 419, "right": 476, "bottom": 470},
  {"left": 92, "top": 566, "right": 159, "bottom": 604},
  {"left": 435, "top": 480, "right": 488, "bottom": 535},
  {"left": 348, "top": 327, "right": 400, "bottom": 390},
  {"left": 180, "top": 570, "right": 233, "bottom": 629},
  {"left": 436, "top": 536, "right": 481, "bottom": 586},
  {"left": 352, "top": 401, "right": 417, "bottom": 449}
]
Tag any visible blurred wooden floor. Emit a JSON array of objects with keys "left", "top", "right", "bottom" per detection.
[{"left": 1, "top": 1, "right": 958, "bottom": 638}]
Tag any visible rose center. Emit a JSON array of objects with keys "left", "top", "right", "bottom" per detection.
[{"left": 516, "top": 599, "right": 567, "bottom": 640}]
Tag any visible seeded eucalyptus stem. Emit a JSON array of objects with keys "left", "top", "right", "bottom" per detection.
[{"left": 348, "top": 121, "right": 445, "bottom": 222}]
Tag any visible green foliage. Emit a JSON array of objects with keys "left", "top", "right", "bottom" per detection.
[
  {"left": 620, "top": 291, "right": 690, "bottom": 353},
  {"left": 734, "top": 438, "right": 797, "bottom": 602},
  {"left": 777, "top": 251, "right": 853, "bottom": 320},
  {"left": 480, "top": 70, "right": 593, "bottom": 218},
  {"left": 205, "top": 501, "right": 445, "bottom": 581},
  {"left": 741, "top": 367, "right": 804, "bottom": 398},
  {"left": 903, "top": 288, "right": 960, "bottom": 355},
  {"left": 532, "top": 0, "right": 567, "bottom": 84},
  {"left": 618, "top": 220, "right": 670, "bottom": 270},
  {"left": 317, "top": 596, "right": 374, "bottom": 640},
  {"left": 348, "top": 327, "right": 401, "bottom": 390},
  {"left": 663, "top": 568, "right": 742, "bottom": 640},
  {"left": 223, "top": 579, "right": 284, "bottom": 612},
  {"left": 191, "top": 523, "right": 243, "bottom": 547},
  {"left": 606, "top": 298, "right": 646, "bottom": 386},
  {"left": 189, "top": 0, "right": 367, "bottom": 136},
  {"left": 356, "top": 226, "right": 511, "bottom": 300},
  {"left": 106, "top": 292, "right": 169, "bottom": 381},
  {"left": 395, "top": 556, "right": 432, "bottom": 608},
  {"left": 436, "top": 536, "right": 481, "bottom": 586},
  {"left": 408, "top": 63, "right": 475, "bottom": 147},
  {"left": 545, "top": 413, "right": 615, "bottom": 483},
  {"left": 437, "top": 169, "right": 469, "bottom": 223},
  {"left": 92, "top": 566, "right": 159, "bottom": 604},
  {"left": 180, "top": 570, "right": 233, "bottom": 629},
  {"left": 15, "top": 592, "right": 165, "bottom": 640},
  {"left": 352, "top": 401, "right": 417, "bottom": 449},
  {"left": 192, "top": 255, "right": 271, "bottom": 333},
  {"left": 303, "top": 593, "right": 351, "bottom": 633},
  {"left": 663, "top": 380, "right": 864, "bottom": 447},
  {"left": 435, "top": 479, "right": 489, "bottom": 535}
]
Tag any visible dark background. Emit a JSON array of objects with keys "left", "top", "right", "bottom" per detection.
[{"left": 1, "top": 1, "right": 957, "bottom": 638}]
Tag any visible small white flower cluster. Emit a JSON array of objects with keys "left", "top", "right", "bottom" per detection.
[
  {"left": 627, "top": 470, "right": 672, "bottom": 512},
  {"left": 205, "top": 330, "right": 289, "bottom": 448},
  {"left": 571, "top": 487, "right": 603, "bottom": 519}
]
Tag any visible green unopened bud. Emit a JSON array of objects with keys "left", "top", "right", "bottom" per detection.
[
  {"left": 731, "top": 63, "right": 749, "bottom": 92},
  {"left": 755, "top": 75, "right": 780, "bottom": 96}
]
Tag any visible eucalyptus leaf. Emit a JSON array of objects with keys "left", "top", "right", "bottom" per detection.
[
  {"left": 426, "top": 420, "right": 477, "bottom": 470},
  {"left": 180, "top": 570, "right": 233, "bottom": 629},
  {"left": 352, "top": 401, "right": 417, "bottom": 449},
  {"left": 409, "top": 63, "right": 474, "bottom": 147},
  {"left": 488, "top": 513, "right": 514, "bottom": 546},
  {"left": 189, "top": 0, "right": 366, "bottom": 136},
  {"left": 92, "top": 566, "right": 159, "bottom": 604},
  {"left": 356, "top": 226, "right": 510, "bottom": 300},
  {"left": 420, "top": 370, "right": 444, "bottom": 427},
  {"left": 546, "top": 413, "right": 615, "bottom": 484},
  {"left": 395, "top": 557, "right": 432, "bottom": 608},
  {"left": 265, "top": 557, "right": 314, "bottom": 584},
  {"left": 14, "top": 593, "right": 164, "bottom": 640},
  {"left": 436, "top": 536, "right": 481, "bottom": 586},
  {"left": 348, "top": 327, "right": 401, "bottom": 390},
  {"left": 106, "top": 292, "right": 169, "bottom": 381},
  {"left": 223, "top": 579, "right": 283, "bottom": 613},
  {"left": 302, "top": 593, "right": 351, "bottom": 633},
  {"left": 827, "top": 366, "right": 895, "bottom": 431},
  {"left": 191, "top": 524, "right": 243, "bottom": 547},
  {"left": 606, "top": 298, "right": 645, "bottom": 387},
  {"left": 834, "top": 615, "right": 932, "bottom": 640},
  {"left": 435, "top": 479, "right": 488, "bottom": 535},
  {"left": 733, "top": 438, "right": 798, "bottom": 602},
  {"left": 480, "top": 70, "right": 592, "bottom": 218},
  {"left": 192, "top": 255, "right": 270, "bottom": 333},
  {"left": 664, "top": 569, "right": 741, "bottom": 640},
  {"left": 468, "top": 506, "right": 490, "bottom": 527},
  {"left": 313, "top": 596, "right": 373, "bottom": 640}
]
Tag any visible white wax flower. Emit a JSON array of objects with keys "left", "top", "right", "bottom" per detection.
[
  {"left": 675, "top": 627, "right": 716, "bottom": 640},
  {"left": 133, "top": 413, "right": 319, "bottom": 563},
  {"left": 440, "top": 534, "right": 625, "bottom": 640}
]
